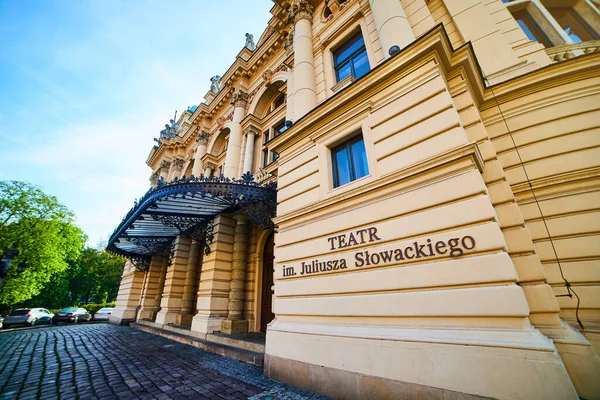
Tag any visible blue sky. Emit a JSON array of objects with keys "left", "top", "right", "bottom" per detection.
[{"left": 0, "top": 0, "right": 273, "bottom": 246}]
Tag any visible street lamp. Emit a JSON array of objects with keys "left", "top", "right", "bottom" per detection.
[{"left": 0, "top": 244, "right": 20, "bottom": 283}]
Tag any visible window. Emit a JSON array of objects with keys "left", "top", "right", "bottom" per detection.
[
  {"left": 262, "top": 120, "right": 285, "bottom": 167},
  {"left": 333, "top": 31, "right": 370, "bottom": 82},
  {"left": 512, "top": 9, "right": 553, "bottom": 47},
  {"left": 331, "top": 134, "right": 368, "bottom": 188},
  {"left": 547, "top": 7, "right": 599, "bottom": 43},
  {"left": 505, "top": 1, "right": 599, "bottom": 48}
]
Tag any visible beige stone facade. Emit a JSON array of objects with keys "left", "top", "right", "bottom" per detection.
[{"left": 109, "top": 0, "right": 600, "bottom": 398}]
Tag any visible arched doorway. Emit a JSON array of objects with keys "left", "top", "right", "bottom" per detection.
[{"left": 260, "top": 232, "right": 275, "bottom": 332}]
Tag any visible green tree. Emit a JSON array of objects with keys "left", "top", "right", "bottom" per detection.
[
  {"left": 30, "top": 246, "right": 125, "bottom": 308},
  {"left": 0, "top": 181, "right": 86, "bottom": 308}
]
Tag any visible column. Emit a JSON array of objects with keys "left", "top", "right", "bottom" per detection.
[
  {"left": 155, "top": 235, "right": 192, "bottom": 325},
  {"left": 289, "top": 0, "right": 317, "bottom": 120},
  {"left": 204, "top": 164, "right": 215, "bottom": 178},
  {"left": 192, "top": 131, "right": 210, "bottom": 177},
  {"left": 172, "top": 159, "right": 184, "bottom": 179},
  {"left": 177, "top": 240, "right": 202, "bottom": 326},
  {"left": 158, "top": 160, "right": 170, "bottom": 181},
  {"left": 223, "top": 90, "right": 249, "bottom": 179},
  {"left": 138, "top": 254, "right": 168, "bottom": 321},
  {"left": 222, "top": 214, "right": 249, "bottom": 334},
  {"left": 109, "top": 260, "right": 146, "bottom": 325},
  {"left": 369, "top": 0, "right": 415, "bottom": 57},
  {"left": 191, "top": 215, "right": 236, "bottom": 334},
  {"left": 243, "top": 128, "right": 256, "bottom": 174}
]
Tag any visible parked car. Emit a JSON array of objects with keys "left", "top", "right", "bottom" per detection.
[
  {"left": 3, "top": 308, "right": 54, "bottom": 328},
  {"left": 52, "top": 308, "right": 91, "bottom": 324},
  {"left": 93, "top": 307, "right": 114, "bottom": 321},
  {"left": 0, "top": 316, "right": 3, "bottom": 329}
]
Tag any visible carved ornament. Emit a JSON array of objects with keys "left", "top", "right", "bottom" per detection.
[
  {"left": 159, "top": 160, "right": 171, "bottom": 169},
  {"left": 172, "top": 158, "right": 185, "bottom": 171},
  {"left": 196, "top": 130, "right": 210, "bottom": 145},
  {"left": 231, "top": 90, "right": 250, "bottom": 108},
  {"left": 286, "top": 0, "right": 314, "bottom": 24}
]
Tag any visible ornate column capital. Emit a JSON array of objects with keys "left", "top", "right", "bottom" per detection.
[
  {"left": 172, "top": 158, "right": 185, "bottom": 171},
  {"left": 159, "top": 160, "right": 171, "bottom": 169},
  {"left": 244, "top": 126, "right": 260, "bottom": 137},
  {"left": 231, "top": 90, "right": 250, "bottom": 108},
  {"left": 287, "top": 0, "right": 314, "bottom": 24},
  {"left": 196, "top": 130, "right": 210, "bottom": 145}
]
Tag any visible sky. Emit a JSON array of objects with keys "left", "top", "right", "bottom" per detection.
[{"left": 0, "top": 0, "right": 274, "bottom": 247}]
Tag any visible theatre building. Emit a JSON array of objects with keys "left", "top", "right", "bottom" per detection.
[{"left": 108, "top": 0, "right": 600, "bottom": 398}]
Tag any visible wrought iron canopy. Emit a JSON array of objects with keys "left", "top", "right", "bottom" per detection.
[{"left": 107, "top": 173, "right": 276, "bottom": 260}]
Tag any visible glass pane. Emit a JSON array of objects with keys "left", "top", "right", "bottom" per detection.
[
  {"left": 334, "top": 32, "right": 365, "bottom": 65},
  {"left": 352, "top": 50, "right": 370, "bottom": 79},
  {"left": 351, "top": 138, "right": 369, "bottom": 179},
  {"left": 336, "top": 62, "right": 352, "bottom": 82},
  {"left": 333, "top": 147, "right": 351, "bottom": 187}
]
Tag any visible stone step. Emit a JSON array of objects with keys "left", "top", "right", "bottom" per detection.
[
  {"left": 131, "top": 322, "right": 264, "bottom": 367},
  {"left": 206, "top": 332, "right": 265, "bottom": 353}
]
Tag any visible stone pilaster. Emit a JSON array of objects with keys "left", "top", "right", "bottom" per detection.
[
  {"left": 138, "top": 254, "right": 168, "bottom": 321},
  {"left": 222, "top": 214, "right": 250, "bottom": 334},
  {"left": 191, "top": 215, "right": 236, "bottom": 334},
  {"left": 288, "top": 0, "right": 317, "bottom": 120},
  {"left": 109, "top": 260, "right": 146, "bottom": 325},
  {"left": 155, "top": 235, "right": 192, "bottom": 325},
  {"left": 223, "top": 91, "right": 249, "bottom": 178},
  {"left": 369, "top": 0, "right": 415, "bottom": 57},
  {"left": 177, "top": 240, "right": 202, "bottom": 326},
  {"left": 192, "top": 131, "right": 210, "bottom": 177}
]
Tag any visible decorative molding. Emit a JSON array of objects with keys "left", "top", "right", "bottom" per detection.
[
  {"left": 287, "top": 0, "right": 314, "bottom": 24},
  {"left": 159, "top": 160, "right": 171, "bottom": 169},
  {"left": 331, "top": 74, "right": 356, "bottom": 93},
  {"left": 262, "top": 69, "right": 274, "bottom": 84},
  {"left": 196, "top": 130, "right": 210, "bottom": 145},
  {"left": 232, "top": 90, "right": 250, "bottom": 108},
  {"left": 283, "top": 30, "right": 294, "bottom": 52},
  {"left": 172, "top": 158, "right": 185, "bottom": 171}
]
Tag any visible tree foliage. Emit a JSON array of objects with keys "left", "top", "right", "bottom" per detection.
[
  {"left": 0, "top": 181, "right": 86, "bottom": 307},
  {"left": 30, "top": 247, "right": 125, "bottom": 309}
]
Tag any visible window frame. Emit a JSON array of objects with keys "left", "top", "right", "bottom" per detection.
[
  {"left": 331, "top": 133, "right": 369, "bottom": 188},
  {"left": 332, "top": 31, "right": 370, "bottom": 83}
]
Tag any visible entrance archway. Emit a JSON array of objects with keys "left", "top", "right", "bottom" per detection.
[{"left": 260, "top": 232, "right": 275, "bottom": 332}]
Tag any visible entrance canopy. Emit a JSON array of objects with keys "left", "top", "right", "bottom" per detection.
[{"left": 107, "top": 173, "right": 276, "bottom": 262}]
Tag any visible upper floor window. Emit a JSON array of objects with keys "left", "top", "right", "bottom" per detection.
[
  {"left": 333, "top": 31, "right": 370, "bottom": 82},
  {"left": 504, "top": 0, "right": 599, "bottom": 48},
  {"left": 262, "top": 120, "right": 285, "bottom": 167},
  {"left": 331, "top": 134, "right": 368, "bottom": 188}
]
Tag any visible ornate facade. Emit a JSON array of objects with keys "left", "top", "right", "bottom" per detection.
[{"left": 109, "top": 0, "right": 600, "bottom": 398}]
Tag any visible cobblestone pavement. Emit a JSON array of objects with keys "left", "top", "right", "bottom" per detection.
[{"left": 0, "top": 324, "right": 329, "bottom": 400}]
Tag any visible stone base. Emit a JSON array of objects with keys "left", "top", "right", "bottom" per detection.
[
  {"left": 221, "top": 319, "right": 248, "bottom": 334},
  {"left": 109, "top": 307, "right": 137, "bottom": 325},
  {"left": 265, "top": 325, "right": 578, "bottom": 399},
  {"left": 191, "top": 313, "right": 225, "bottom": 334},
  {"left": 177, "top": 314, "right": 194, "bottom": 327},
  {"left": 154, "top": 310, "right": 179, "bottom": 325},
  {"left": 265, "top": 354, "right": 491, "bottom": 400},
  {"left": 108, "top": 315, "right": 134, "bottom": 326}
]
